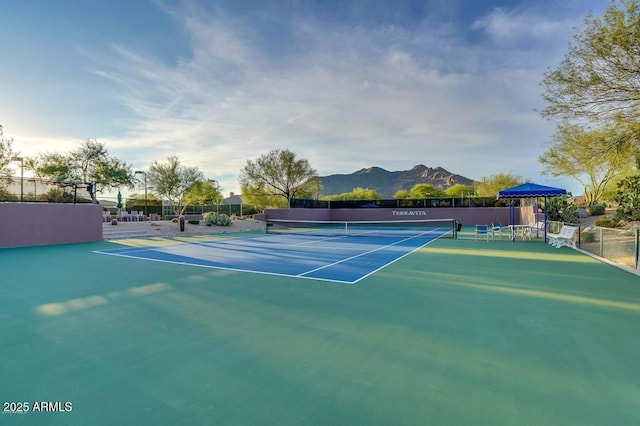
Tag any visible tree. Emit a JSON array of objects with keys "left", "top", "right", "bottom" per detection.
[
  {"left": 546, "top": 194, "right": 579, "bottom": 223},
  {"left": 323, "top": 187, "right": 381, "bottom": 201},
  {"left": 541, "top": 1, "right": 640, "bottom": 127},
  {"left": 0, "top": 124, "right": 19, "bottom": 183},
  {"left": 148, "top": 156, "right": 204, "bottom": 215},
  {"left": 474, "top": 173, "right": 527, "bottom": 197},
  {"left": 614, "top": 175, "right": 640, "bottom": 221},
  {"left": 539, "top": 124, "right": 636, "bottom": 205},
  {"left": 443, "top": 184, "right": 475, "bottom": 198},
  {"left": 240, "top": 182, "right": 288, "bottom": 211},
  {"left": 393, "top": 189, "right": 411, "bottom": 199},
  {"left": 36, "top": 138, "right": 134, "bottom": 200},
  {"left": 184, "top": 180, "right": 221, "bottom": 206},
  {"left": 239, "top": 149, "right": 319, "bottom": 206},
  {"left": 408, "top": 183, "right": 443, "bottom": 198}
]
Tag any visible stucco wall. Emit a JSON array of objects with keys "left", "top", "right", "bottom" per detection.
[{"left": 0, "top": 203, "right": 103, "bottom": 248}]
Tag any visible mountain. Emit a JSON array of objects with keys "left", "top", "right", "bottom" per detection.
[{"left": 319, "top": 165, "right": 474, "bottom": 198}]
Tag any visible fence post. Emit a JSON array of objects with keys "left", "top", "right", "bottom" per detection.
[
  {"left": 635, "top": 228, "right": 639, "bottom": 270},
  {"left": 599, "top": 228, "right": 604, "bottom": 257}
]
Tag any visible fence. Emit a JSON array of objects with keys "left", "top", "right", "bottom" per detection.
[
  {"left": 289, "top": 197, "right": 517, "bottom": 209},
  {"left": 548, "top": 220, "right": 640, "bottom": 271},
  {"left": 579, "top": 226, "right": 639, "bottom": 271},
  {"left": 0, "top": 176, "right": 84, "bottom": 203}
]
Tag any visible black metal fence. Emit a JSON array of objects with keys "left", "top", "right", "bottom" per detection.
[{"left": 289, "top": 197, "right": 518, "bottom": 209}]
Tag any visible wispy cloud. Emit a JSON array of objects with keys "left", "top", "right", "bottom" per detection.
[
  {"left": 84, "top": 2, "right": 578, "bottom": 193},
  {"left": 471, "top": 7, "right": 574, "bottom": 43}
]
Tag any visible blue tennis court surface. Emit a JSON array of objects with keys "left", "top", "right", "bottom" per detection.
[{"left": 95, "top": 228, "right": 450, "bottom": 284}]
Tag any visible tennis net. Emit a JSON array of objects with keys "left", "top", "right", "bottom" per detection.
[{"left": 265, "top": 218, "right": 458, "bottom": 238}]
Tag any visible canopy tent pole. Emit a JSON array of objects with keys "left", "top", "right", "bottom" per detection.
[{"left": 496, "top": 183, "right": 566, "bottom": 243}]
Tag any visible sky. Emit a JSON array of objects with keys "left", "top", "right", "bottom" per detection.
[{"left": 0, "top": 0, "right": 609, "bottom": 198}]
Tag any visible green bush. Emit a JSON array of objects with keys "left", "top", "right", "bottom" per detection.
[
  {"left": 581, "top": 230, "right": 596, "bottom": 243},
  {"left": 203, "top": 212, "right": 232, "bottom": 226},
  {"left": 589, "top": 204, "right": 605, "bottom": 216},
  {"left": 546, "top": 195, "right": 579, "bottom": 223},
  {"left": 187, "top": 219, "right": 200, "bottom": 225},
  {"left": 594, "top": 216, "right": 618, "bottom": 228}
]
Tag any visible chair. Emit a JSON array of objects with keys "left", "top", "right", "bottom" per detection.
[
  {"left": 530, "top": 222, "right": 545, "bottom": 238},
  {"left": 475, "top": 224, "right": 490, "bottom": 241},
  {"left": 547, "top": 225, "right": 578, "bottom": 249},
  {"left": 490, "top": 222, "right": 505, "bottom": 239}
]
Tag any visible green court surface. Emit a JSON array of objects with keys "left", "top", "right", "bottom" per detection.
[{"left": 1, "top": 231, "right": 640, "bottom": 425}]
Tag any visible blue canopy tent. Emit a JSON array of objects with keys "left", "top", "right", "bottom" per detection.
[{"left": 497, "top": 183, "right": 567, "bottom": 242}]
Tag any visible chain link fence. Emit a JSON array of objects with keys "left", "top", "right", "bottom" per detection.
[{"left": 548, "top": 220, "right": 639, "bottom": 271}]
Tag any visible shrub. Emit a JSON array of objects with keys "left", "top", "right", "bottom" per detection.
[
  {"left": 594, "top": 216, "right": 618, "bottom": 228},
  {"left": 171, "top": 218, "right": 179, "bottom": 223},
  {"left": 188, "top": 219, "right": 200, "bottom": 225},
  {"left": 614, "top": 175, "right": 640, "bottom": 222},
  {"left": 589, "top": 204, "right": 605, "bottom": 216},
  {"left": 164, "top": 215, "right": 172, "bottom": 221},
  {"left": 581, "top": 230, "right": 596, "bottom": 243},
  {"left": 546, "top": 195, "right": 579, "bottom": 223},
  {"left": 204, "top": 212, "right": 232, "bottom": 226}
]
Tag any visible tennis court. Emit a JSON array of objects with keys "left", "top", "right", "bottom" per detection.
[
  {"left": 2, "top": 224, "right": 640, "bottom": 425},
  {"left": 94, "top": 220, "right": 454, "bottom": 284}
]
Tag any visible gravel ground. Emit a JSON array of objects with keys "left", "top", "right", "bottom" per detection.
[{"left": 102, "top": 218, "right": 265, "bottom": 240}]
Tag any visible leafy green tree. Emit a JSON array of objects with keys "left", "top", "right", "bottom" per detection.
[
  {"left": 148, "top": 156, "right": 204, "bottom": 215},
  {"left": 393, "top": 189, "right": 411, "bottom": 199},
  {"left": 541, "top": 1, "right": 640, "bottom": 127},
  {"left": 546, "top": 194, "right": 579, "bottom": 223},
  {"left": 36, "top": 138, "right": 134, "bottom": 199},
  {"left": 184, "top": 180, "right": 222, "bottom": 207},
  {"left": 443, "top": 184, "right": 475, "bottom": 198},
  {"left": 539, "top": 124, "right": 636, "bottom": 205},
  {"left": 240, "top": 149, "right": 319, "bottom": 206},
  {"left": 240, "top": 182, "right": 288, "bottom": 211},
  {"left": 614, "top": 175, "right": 640, "bottom": 221},
  {"left": 474, "top": 173, "right": 526, "bottom": 197},
  {"left": 408, "top": 183, "right": 443, "bottom": 198},
  {"left": 323, "top": 187, "right": 381, "bottom": 201},
  {"left": 0, "top": 124, "right": 19, "bottom": 184}
]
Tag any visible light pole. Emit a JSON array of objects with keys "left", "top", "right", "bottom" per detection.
[
  {"left": 209, "top": 179, "right": 220, "bottom": 214},
  {"left": 11, "top": 156, "right": 23, "bottom": 203},
  {"left": 134, "top": 171, "right": 148, "bottom": 217}
]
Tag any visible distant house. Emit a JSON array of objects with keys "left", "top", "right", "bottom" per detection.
[{"left": 223, "top": 192, "right": 242, "bottom": 205}]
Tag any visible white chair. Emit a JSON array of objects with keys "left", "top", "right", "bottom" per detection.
[
  {"left": 530, "top": 221, "right": 546, "bottom": 238},
  {"left": 547, "top": 225, "right": 578, "bottom": 249},
  {"left": 490, "top": 222, "right": 505, "bottom": 239}
]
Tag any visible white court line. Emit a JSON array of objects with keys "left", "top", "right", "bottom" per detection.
[
  {"left": 297, "top": 230, "right": 440, "bottom": 278},
  {"left": 351, "top": 237, "right": 440, "bottom": 284},
  {"left": 95, "top": 228, "right": 450, "bottom": 285},
  {"left": 93, "top": 251, "right": 357, "bottom": 285}
]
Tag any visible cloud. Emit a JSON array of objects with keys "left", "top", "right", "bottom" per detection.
[
  {"left": 471, "top": 7, "right": 572, "bottom": 43},
  {"left": 86, "top": 2, "right": 572, "bottom": 194}
]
